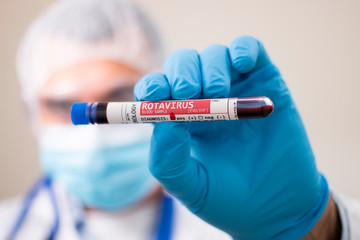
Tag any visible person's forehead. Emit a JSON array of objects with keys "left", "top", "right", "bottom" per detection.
[{"left": 40, "top": 60, "right": 142, "bottom": 100}]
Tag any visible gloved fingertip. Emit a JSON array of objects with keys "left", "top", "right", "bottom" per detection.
[
  {"left": 164, "top": 49, "right": 202, "bottom": 100},
  {"left": 164, "top": 49, "right": 199, "bottom": 71},
  {"left": 134, "top": 73, "right": 170, "bottom": 101},
  {"left": 229, "top": 36, "right": 259, "bottom": 74},
  {"left": 201, "top": 44, "right": 231, "bottom": 98},
  {"left": 231, "top": 55, "right": 256, "bottom": 74}
]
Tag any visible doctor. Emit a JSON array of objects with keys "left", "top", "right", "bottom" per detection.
[
  {"left": 1, "top": 0, "right": 230, "bottom": 239},
  {"left": 0, "top": 0, "right": 359, "bottom": 239}
]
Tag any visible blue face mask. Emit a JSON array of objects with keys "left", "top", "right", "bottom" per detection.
[{"left": 39, "top": 124, "right": 156, "bottom": 210}]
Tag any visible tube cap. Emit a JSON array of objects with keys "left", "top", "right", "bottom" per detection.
[{"left": 71, "top": 103, "right": 91, "bottom": 125}]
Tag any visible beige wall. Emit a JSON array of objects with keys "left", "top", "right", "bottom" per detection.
[{"left": 1, "top": 0, "right": 359, "bottom": 200}]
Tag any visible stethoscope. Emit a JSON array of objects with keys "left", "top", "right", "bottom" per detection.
[{"left": 7, "top": 176, "right": 174, "bottom": 240}]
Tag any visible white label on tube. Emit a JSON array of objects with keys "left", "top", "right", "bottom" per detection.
[{"left": 106, "top": 98, "right": 238, "bottom": 124}]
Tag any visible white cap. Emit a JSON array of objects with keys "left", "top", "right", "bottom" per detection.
[{"left": 17, "top": 0, "right": 164, "bottom": 112}]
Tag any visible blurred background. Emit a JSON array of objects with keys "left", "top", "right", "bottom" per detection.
[{"left": 0, "top": 0, "right": 359, "bottom": 200}]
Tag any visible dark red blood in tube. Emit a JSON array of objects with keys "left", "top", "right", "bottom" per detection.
[
  {"left": 236, "top": 97, "right": 274, "bottom": 119},
  {"left": 170, "top": 112, "right": 176, "bottom": 120}
]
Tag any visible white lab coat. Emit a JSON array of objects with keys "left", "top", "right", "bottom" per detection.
[
  {"left": 0, "top": 184, "right": 359, "bottom": 240},
  {"left": 0, "top": 182, "right": 231, "bottom": 240},
  {"left": 332, "top": 191, "right": 360, "bottom": 240}
]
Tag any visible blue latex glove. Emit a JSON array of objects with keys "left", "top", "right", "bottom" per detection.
[{"left": 134, "top": 36, "right": 329, "bottom": 240}]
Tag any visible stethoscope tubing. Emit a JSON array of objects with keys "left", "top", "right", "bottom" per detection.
[{"left": 7, "top": 176, "right": 174, "bottom": 240}]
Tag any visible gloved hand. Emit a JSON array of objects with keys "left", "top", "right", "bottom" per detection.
[{"left": 134, "top": 36, "right": 329, "bottom": 240}]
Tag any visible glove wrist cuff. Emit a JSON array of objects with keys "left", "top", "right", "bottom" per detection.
[{"left": 289, "top": 174, "right": 330, "bottom": 239}]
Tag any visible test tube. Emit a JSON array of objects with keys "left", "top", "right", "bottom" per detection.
[{"left": 71, "top": 97, "right": 274, "bottom": 125}]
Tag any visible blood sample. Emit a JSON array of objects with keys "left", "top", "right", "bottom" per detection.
[{"left": 71, "top": 97, "right": 274, "bottom": 125}]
